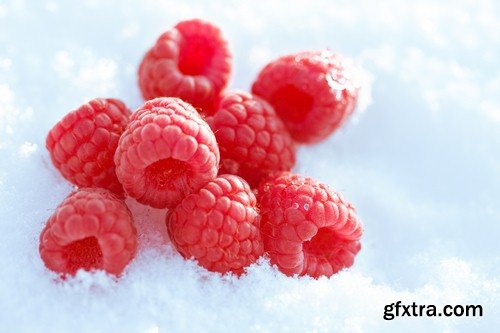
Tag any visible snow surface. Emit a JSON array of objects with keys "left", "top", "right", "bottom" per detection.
[{"left": 1, "top": 0, "right": 499, "bottom": 332}]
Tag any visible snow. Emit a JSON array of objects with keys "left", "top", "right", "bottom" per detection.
[{"left": 1, "top": 0, "right": 499, "bottom": 332}]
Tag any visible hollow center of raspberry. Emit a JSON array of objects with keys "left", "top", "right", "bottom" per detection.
[
  {"left": 63, "top": 236, "right": 103, "bottom": 274},
  {"left": 271, "top": 85, "right": 314, "bottom": 122},
  {"left": 178, "top": 37, "right": 215, "bottom": 76},
  {"left": 144, "top": 158, "right": 189, "bottom": 189},
  {"left": 302, "top": 227, "right": 344, "bottom": 259}
]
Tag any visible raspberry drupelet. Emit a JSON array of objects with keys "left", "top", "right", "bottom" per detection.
[
  {"left": 46, "top": 98, "right": 131, "bottom": 196},
  {"left": 207, "top": 90, "right": 296, "bottom": 188},
  {"left": 114, "top": 97, "right": 220, "bottom": 209},
  {"left": 39, "top": 188, "right": 137, "bottom": 276},
  {"left": 252, "top": 50, "right": 360, "bottom": 144},
  {"left": 257, "top": 172, "right": 363, "bottom": 278},
  {"left": 138, "top": 19, "right": 232, "bottom": 115},
  {"left": 167, "top": 175, "right": 264, "bottom": 275}
]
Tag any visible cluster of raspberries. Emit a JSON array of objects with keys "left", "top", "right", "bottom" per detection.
[{"left": 40, "top": 19, "right": 363, "bottom": 279}]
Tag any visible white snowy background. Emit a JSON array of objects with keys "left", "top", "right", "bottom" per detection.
[{"left": 0, "top": 0, "right": 499, "bottom": 332}]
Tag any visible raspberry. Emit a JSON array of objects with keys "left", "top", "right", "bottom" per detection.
[
  {"left": 114, "top": 97, "right": 220, "bottom": 209},
  {"left": 257, "top": 172, "right": 362, "bottom": 278},
  {"left": 207, "top": 90, "right": 296, "bottom": 188},
  {"left": 46, "top": 98, "right": 130, "bottom": 196},
  {"left": 167, "top": 175, "right": 264, "bottom": 275},
  {"left": 252, "top": 50, "right": 360, "bottom": 144},
  {"left": 138, "top": 19, "right": 232, "bottom": 115},
  {"left": 39, "top": 188, "right": 137, "bottom": 276}
]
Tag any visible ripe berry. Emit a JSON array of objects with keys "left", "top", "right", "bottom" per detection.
[
  {"left": 207, "top": 90, "right": 296, "bottom": 187},
  {"left": 138, "top": 19, "right": 232, "bottom": 115},
  {"left": 167, "top": 175, "right": 264, "bottom": 275},
  {"left": 252, "top": 50, "right": 360, "bottom": 144},
  {"left": 46, "top": 98, "right": 130, "bottom": 195},
  {"left": 257, "top": 172, "right": 362, "bottom": 278},
  {"left": 114, "top": 97, "right": 220, "bottom": 209},
  {"left": 39, "top": 188, "right": 137, "bottom": 276}
]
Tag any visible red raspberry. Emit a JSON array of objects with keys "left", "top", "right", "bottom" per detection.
[
  {"left": 167, "top": 175, "right": 264, "bottom": 275},
  {"left": 257, "top": 172, "right": 362, "bottom": 278},
  {"left": 207, "top": 90, "right": 296, "bottom": 188},
  {"left": 252, "top": 50, "right": 360, "bottom": 144},
  {"left": 46, "top": 98, "right": 130, "bottom": 196},
  {"left": 39, "top": 188, "right": 137, "bottom": 276},
  {"left": 138, "top": 19, "right": 232, "bottom": 115},
  {"left": 114, "top": 97, "right": 220, "bottom": 209}
]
